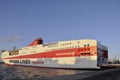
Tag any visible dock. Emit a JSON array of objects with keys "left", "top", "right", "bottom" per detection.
[{"left": 101, "top": 64, "right": 120, "bottom": 69}]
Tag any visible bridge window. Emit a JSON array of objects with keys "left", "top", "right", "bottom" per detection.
[
  {"left": 84, "top": 45, "right": 86, "bottom": 47},
  {"left": 81, "top": 53, "right": 90, "bottom": 56}
]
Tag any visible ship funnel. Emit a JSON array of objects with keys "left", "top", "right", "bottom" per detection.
[{"left": 28, "top": 38, "right": 43, "bottom": 46}]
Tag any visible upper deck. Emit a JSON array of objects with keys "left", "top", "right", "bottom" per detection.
[{"left": 1, "top": 39, "right": 107, "bottom": 59}]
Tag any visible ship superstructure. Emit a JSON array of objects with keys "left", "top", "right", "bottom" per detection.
[{"left": 1, "top": 38, "right": 108, "bottom": 69}]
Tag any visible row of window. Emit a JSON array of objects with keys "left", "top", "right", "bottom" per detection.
[
  {"left": 80, "top": 48, "right": 90, "bottom": 51},
  {"left": 84, "top": 44, "right": 90, "bottom": 47},
  {"left": 81, "top": 53, "right": 90, "bottom": 56},
  {"left": 46, "top": 46, "right": 90, "bottom": 52},
  {"left": 48, "top": 44, "right": 58, "bottom": 48},
  {"left": 47, "top": 43, "right": 72, "bottom": 48},
  {"left": 47, "top": 43, "right": 90, "bottom": 48},
  {"left": 47, "top": 41, "right": 81, "bottom": 48},
  {"left": 46, "top": 46, "right": 80, "bottom": 51},
  {"left": 60, "top": 43, "right": 72, "bottom": 46}
]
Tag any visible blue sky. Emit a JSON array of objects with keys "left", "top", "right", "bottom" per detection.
[{"left": 0, "top": 0, "right": 120, "bottom": 60}]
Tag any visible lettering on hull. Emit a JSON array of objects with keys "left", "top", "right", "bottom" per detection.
[
  {"left": 9, "top": 60, "right": 30, "bottom": 64},
  {"left": 32, "top": 61, "right": 44, "bottom": 64}
]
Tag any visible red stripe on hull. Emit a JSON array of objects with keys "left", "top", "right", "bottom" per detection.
[{"left": 3, "top": 46, "right": 99, "bottom": 59}]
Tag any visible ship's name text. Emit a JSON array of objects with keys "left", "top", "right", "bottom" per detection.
[{"left": 9, "top": 60, "right": 30, "bottom": 64}]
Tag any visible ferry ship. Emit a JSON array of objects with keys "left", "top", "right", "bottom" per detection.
[{"left": 1, "top": 38, "right": 108, "bottom": 69}]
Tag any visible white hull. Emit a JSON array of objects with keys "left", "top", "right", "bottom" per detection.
[{"left": 3, "top": 56, "right": 100, "bottom": 69}]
